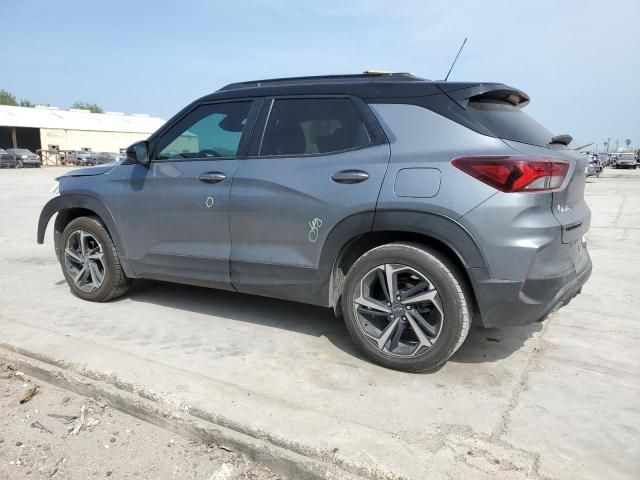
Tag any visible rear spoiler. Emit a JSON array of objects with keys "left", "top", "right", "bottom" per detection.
[{"left": 436, "top": 83, "right": 530, "bottom": 109}]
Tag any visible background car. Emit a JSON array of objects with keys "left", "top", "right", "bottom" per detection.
[
  {"left": 586, "top": 154, "right": 603, "bottom": 177},
  {"left": 6, "top": 148, "right": 41, "bottom": 168},
  {"left": 0, "top": 148, "right": 18, "bottom": 168},
  {"left": 95, "top": 152, "right": 125, "bottom": 165},
  {"left": 615, "top": 152, "right": 637, "bottom": 169},
  {"left": 66, "top": 150, "right": 96, "bottom": 166}
]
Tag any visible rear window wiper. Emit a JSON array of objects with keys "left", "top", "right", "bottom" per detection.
[{"left": 549, "top": 134, "right": 573, "bottom": 146}]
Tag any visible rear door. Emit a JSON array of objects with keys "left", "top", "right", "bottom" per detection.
[
  {"left": 502, "top": 140, "right": 590, "bottom": 243},
  {"left": 549, "top": 149, "right": 590, "bottom": 243},
  {"left": 228, "top": 96, "right": 390, "bottom": 304},
  {"left": 117, "top": 100, "right": 259, "bottom": 289},
  {"left": 451, "top": 93, "right": 591, "bottom": 243}
]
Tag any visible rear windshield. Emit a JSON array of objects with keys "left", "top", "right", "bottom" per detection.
[
  {"left": 464, "top": 99, "right": 554, "bottom": 147},
  {"left": 413, "top": 95, "right": 556, "bottom": 148}
]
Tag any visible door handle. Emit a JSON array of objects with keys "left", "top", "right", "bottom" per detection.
[
  {"left": 198, "top": 172, "right": 226, "bottom": 183},
  {"left": 331, "top": 170, "right": 369, "bottom": 184}
]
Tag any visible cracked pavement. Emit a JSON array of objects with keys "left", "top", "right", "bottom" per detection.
[{"left": 0, "top": 168, "right": 638, "bottom": 479}]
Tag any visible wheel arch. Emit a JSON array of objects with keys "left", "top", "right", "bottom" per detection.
[
  {"left": 326, "top": 210, "right": 489, "bottom": 316},
  {"left": 37, "top": 194, "right": 135, "bottom": 277}
]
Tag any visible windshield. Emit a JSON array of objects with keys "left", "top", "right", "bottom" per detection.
[
  {"left": 0, "top": 149, "right": 7, "bottom": 154},
  {"left": 8, "top": 148, "right": 33, "bottom": 155}
]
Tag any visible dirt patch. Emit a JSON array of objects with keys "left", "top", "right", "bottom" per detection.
[{"left": 0, "top": 365, "right": 284, "bottom": 479}]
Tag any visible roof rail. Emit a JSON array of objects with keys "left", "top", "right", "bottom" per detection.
[{"left": 219, "top": 72, "right": 421, "bottom": 91}]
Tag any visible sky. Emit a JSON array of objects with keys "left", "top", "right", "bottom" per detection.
[{"left": 1, "top": 0, "right": 639, "bottom": 150}]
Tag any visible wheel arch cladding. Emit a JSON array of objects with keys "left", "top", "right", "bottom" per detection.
[
  {"left": 37, "top": 194, "right": 135, "bottom": 277},
  {"left": 328, "top": 210, "right": 489, "bottom": 311}
]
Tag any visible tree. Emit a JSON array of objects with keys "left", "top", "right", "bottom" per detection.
[
  {"left": 71, "top": 101, "right": 103, "bottom": 113},
  {"left": 626, "top": 139, "right": 631, "bottom": 149},
  {"left": 0, "top": 89, "right": 18, "bottom": 106},
  {"left": 19, "top": 99, "right": 34, "bottom": 108}
]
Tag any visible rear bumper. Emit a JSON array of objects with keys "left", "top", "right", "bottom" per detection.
[{"left": 470, "top": 251, "right": 592, "bottom": 328}]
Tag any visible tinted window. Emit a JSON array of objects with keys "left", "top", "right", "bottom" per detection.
[
  {"left": 260, "top": 98, "right": 370, "bottom": 156},
  {"left": 420, "top": 96, "right": 555, "bottom": 147},
  {"left": 464, "top": 99, "right": 554, "bottom": 147},
  {"left": 157, "top": 101, "right": 252, "bottom": 160}
]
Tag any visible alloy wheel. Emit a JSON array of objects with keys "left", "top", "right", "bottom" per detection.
[
  {"left": 64, "top": 230, "right": 106, "bottom": 292},
  {"left": 353, "top": 264, "right": 444, "bottom": 357}
]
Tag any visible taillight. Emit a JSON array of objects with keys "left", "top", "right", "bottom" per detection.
[{"left": 451, "top": 156, "right": 569, "bottom": 192}]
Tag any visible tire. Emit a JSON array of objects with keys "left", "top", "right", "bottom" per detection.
[
  {"left": 60, "top": 216, "right": 130, "bottom": 302},
  {"left": 341, "top": 242, "right": 472, "bottom": 372},
  {"left": 16, "top": 160, "right": 23, "bottom": 169}
]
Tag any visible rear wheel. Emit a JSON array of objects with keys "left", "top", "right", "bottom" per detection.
[
  {"left": 341, "top": 242, "right": 471, "bottom": 372},
  {"left": 60, "top": 216, "right": 130, "bottom": 302}
]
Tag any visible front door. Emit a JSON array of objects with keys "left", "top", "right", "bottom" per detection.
[
  {"left": 118, "top": 100, "right": 258, "bottom": 289},
  {"left": 229, "top": 97, "right": 390, "bottom": 304}
]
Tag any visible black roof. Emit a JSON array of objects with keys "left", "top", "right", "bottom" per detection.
[
  {"left": 199, "top": 72, "right": 511, "bottom": 102},
  {"left": 219, "top": 72, "right": 423, "bottom": 91}
]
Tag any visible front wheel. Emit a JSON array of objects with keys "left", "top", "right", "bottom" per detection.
[
  {"left": 60, "top": 216, "right": 130, "bottom": 302},
  {"left": 341, "top": 242, "right": 472, "bottom": 372}
]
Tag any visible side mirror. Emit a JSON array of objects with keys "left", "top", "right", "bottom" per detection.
[{"left": 126, "top": 141, "right": 149, "bottom": 165}]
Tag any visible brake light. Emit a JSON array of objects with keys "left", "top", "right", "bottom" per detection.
[{"left": 451, "top": 156, "right": 569, "bottom": 192}]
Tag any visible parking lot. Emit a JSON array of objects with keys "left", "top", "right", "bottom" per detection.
[{"left": 0, "top": 167, "right": 638, "bottom": 479}]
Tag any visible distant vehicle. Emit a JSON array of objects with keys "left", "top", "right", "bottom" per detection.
[
  {"left": 0, "top": 148, "right": 17, "bottom": 168},
  {"left": 95, "top": 152, "right": 125, "bottom": 165},
  {"left": 586, "top": 154, "right": 602, "bottom": 177},
  {"left": 6, "top": 148, "right": 41, "bottom": 168},
  {"left": 66, "top": 151, "right": 96, "bottom": 166},
  {"left": 597, "top": 153, "right": 611, "bottom": 167},
  {"left": 615, "top": 153, "right": 637, "bottom": 169}
]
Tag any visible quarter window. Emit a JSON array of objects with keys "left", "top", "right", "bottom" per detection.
[
  {"left": 260, "top": 98, "right": 370, "bottom": 156},
  {"left": 157, "top": 101, "right": 252, "bottom": 160}
]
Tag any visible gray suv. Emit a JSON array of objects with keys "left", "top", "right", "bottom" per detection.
[{"left": 38, "top": 73, "right": 592, "bottom": 372}]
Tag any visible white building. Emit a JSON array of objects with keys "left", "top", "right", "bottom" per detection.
[{"left": 0, "top": 105, "right": 165, "bottom": 155}]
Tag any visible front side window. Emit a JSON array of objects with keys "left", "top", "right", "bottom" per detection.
[
  {"left": 260, "top": 98, "right": 370, "bottom": 156},
  {"left": 157, "top": 101, "right": 252, "bottom": 160}
]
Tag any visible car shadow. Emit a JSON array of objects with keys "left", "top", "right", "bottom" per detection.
[{"left": 122, "top": 280, "right": 541, "bottom": 368}]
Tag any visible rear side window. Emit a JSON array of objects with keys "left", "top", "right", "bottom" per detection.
[
  {"left": 157, "top": 101, "right": 252, "bottom": 160},
  {"left": 464, "top": 99, "right": 554, "bottom": 147},
  {"left": 260, "top": 98, "right": 371, "bottom": 156}
]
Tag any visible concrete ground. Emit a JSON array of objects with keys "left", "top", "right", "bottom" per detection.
[
  {"left": 0, "top": 365, "right": 283, "bottom": 479},
  {"left": 0, "top": 167, "right": 638, "bottom": 479}
]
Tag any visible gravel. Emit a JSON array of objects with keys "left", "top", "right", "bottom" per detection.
[{"left": 0, "top": 365, "right": 284, "bottom": 479}]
